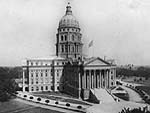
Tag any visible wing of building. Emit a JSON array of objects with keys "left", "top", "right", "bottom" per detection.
[{"left": 22, "top": 3, "right": 116, "bottom": 102}]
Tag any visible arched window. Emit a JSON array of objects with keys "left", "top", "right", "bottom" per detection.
[
  {"left": 31, "top": 87, "right": 34, "bottom": 91},
  {"left": 61, "top": 45, "right": 64, "bottom": 52},
  {"left": 65, "top": 45, "right": 68, "bottom": 52},
  {"left": 65, "top": 35, "right": 67, "bottom": 41},
  {"left": 41, "top": 86, "right": 43, "bottom": 91},
  {"left": 68, "top": 45, "right": 70, "bottom": 52},
  {"left": 61, "top": 35, "right": 63, "bottom": 41},
  {"left": 72, "top": 46, "right": 74, "bottom": 52},
  {"left": 72, "top": 35, "right": 74, "bottom": 41},
  {"left": 46, "top": 86, "right": 48, "bottom": 90},
  {"left": 36, "top": 86, "right": 39, "bottom": 91}
]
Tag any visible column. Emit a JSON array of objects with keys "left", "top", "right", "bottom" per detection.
[
  {"left": 108, "top": 70, "right": 110, "bottom": 88},
  {"left": 91, "top": 72, "right": 93, "bottom": 89},
  {"left": 86, "top": 71, "right": 88, "bottom": 89},
  {"left": 92, "top": 70, "right": 94, "bottom": 89},
  {"left": 97, "top": 70, "right": 99, "bottom": 88},
  {"left": 89, "top": 70, "right": 91, "bottom": 89},
  {"left": 78, "top": 72, "right": 81, "bottom": 99},
  {"left": 106, "top": 70, "right": 109, "bottom": 88},
  {"left": 100, "top": 70, "right": 102, "bottom": 88},
  {"left": 83, "top": 70, "right": 86, "bottom": 89},
  {"left": 114, "top": 69, "right": 116, "bottom": 86},
  {"left": 94, "top": 70, "right": 96, "bottom": 88},
  {"left": 102, "top": 70, "right": 104, "bottom": 88},
  {"left": 105, "top": 70, "right": 107, "bottom": 88},
  {"left": 99, "top": 70, "right": 101, "bottom": 88},
  {"left": 23, "top": 68, "right": 25, "bottom": 92}
]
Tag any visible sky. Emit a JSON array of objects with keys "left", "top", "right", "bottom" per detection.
[{"left": 0, "top": 0, "right": 150, "bottom": 66}]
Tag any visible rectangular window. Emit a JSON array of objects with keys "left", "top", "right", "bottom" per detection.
[
  {"left": 46, "top": 86, "right": 48, "bottom": 90},
  {"left": 36, "top": 87, "right": 39, "bottom": 91},
  {"left": 62, "top": 45, "right": 64, "bottom": 52},
  {"left": 31, "top": 79, "right": 34, "bottom": 84},
  {"left": 45, "top": 73, "right": 48, "bottom": 77},
  {"left": 36, "top": 73, "right": 38, "bottom": 77},
  {"left": 31, "top": 73, "right": 33, "bottom": 77},
  {"left": 41, "top": 86, "right": 43, "bottom": 91},
  {"left": 31, "top": 87, "right": 34, "bottom": 91},
  {"left": 41, "top": 72, "right": 43, "bottom": 77},
  {"left": 36, "top": 78, "right": 38, "bottom": 84}
]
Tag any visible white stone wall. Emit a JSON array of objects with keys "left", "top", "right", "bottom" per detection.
[{"left": 22, "top": 58, "right": 66, "bottom": 92}]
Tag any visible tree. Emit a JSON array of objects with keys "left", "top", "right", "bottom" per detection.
[{"left": 0, "top": 67, "right": 19, "bottom": 102}]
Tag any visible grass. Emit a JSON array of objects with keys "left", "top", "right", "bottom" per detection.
[
  {"left": 113, "top": 93, "right": 129, "bottom": 101},
  {"left": 33, "top": 92, "right": 73, "bottom": 98},
  {"left": 135, "top": 86, "right": 150, "bottom": 96},
  {"left": 33, "top": 94, "right": 90, "bottom": 105},
  {"left": 14, "top": 107, "right": 65, "bottom": 113},
  {"left": 0, "top": 99, "right": 32, "bottom": 113},
  {"left": 0, "top": 98, "right": 64, "bottom": 113}
]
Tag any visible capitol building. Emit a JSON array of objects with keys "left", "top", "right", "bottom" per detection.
[{"left": 22, "top": 3, "right": 116, "bottom": 101}]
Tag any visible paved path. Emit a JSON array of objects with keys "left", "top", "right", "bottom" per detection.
[
  {"left": 121, "top": 86, "right": 144, "bottom": 103},
  {"left": 91, "top": 88, "right": 114, "bottom": 103}
]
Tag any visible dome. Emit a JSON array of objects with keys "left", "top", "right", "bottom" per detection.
[{"left": 59, "top": 4, "right": 79, "bottom": 28}]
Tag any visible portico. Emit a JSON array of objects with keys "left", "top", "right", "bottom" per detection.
[
  {"left": 82, "top": 69, "right": 112, "bottom": 90},
  {"left": 80, "top": 57, "right": 116, "bottom": 100}
]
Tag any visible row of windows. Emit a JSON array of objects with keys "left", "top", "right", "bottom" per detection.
[
  {"left": 31, "top": 86, "right": 59, "bottom": 91},
  {"left": 30, "top": 72, "right": 50, "bottom": 77},
  {"left": 60, "top": 35, "right": 81, "bottom": 42},
  {"left": 29, "top": 62, "right": 52, "bottom": 66},
  {"left": 61, "top": 45, "right": 80, "bottom": 53},
  {"left": 59, "top": 28, "right": 79, "bottom": 32},
  {"left": 30, "top": 69, "right": 62, "bottom": 78},
  {"left": 31, "top": 86, "right": 49, "bottom": 91},
  {"left": 31, "top": 78, "right": 51, "bottom": 84},
  {"left": 30, "top": 69, "right": 51, "bottom": 73}
]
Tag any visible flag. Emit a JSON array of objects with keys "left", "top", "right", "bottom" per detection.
[{"left": 88, "top": 40, "right": 93, "bottom": 48}]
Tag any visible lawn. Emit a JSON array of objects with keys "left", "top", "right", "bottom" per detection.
[
  {"left": 0, "top": 99, "right": 32, "bottom": 113},
  {"left": 0, "top": 99, "right": 64, "bottom": 113},
  {"left": 33, "top": 91, "right": 74, "bottom": 98},
  {"left": 135, "top": 86, "right": 150, "bottom": 96},
  {"left": 33, "top": 94, "right": 90, "bottom": 106},
  {"left": 13, "top": 107, "right": 65, "bottom": 113}
]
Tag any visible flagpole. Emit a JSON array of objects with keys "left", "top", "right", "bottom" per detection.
[{"left": 92, "top": 40, "right": 94, "bottom": 57}]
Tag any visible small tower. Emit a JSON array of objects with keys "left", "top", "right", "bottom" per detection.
[{"left": 56, "top": 3, "right": 83, "bottom": 60}]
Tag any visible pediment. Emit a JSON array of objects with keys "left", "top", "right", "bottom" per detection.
[{"left": 84, "top": 57, "right": 110, "bottom": 66}]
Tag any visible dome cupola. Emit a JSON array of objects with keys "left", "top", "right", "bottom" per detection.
[{"left": 59, "top": 3, "right": 79, "bottom": 28}]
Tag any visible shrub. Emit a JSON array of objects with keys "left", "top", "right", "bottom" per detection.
[
  {"left": 119, "top": 107, "right": 150, "bottom": 113},
  {"left": 30, "top": 96, "right": 33, "bottom": 99},
  {"left": 144, "top": 96, "right": 148, "bottom": 100},
  {"left": 66, "top": 103, "right": 70, "bottom": 107},
  {"left": 55, "top": 101, "right": 59, "bottom": 104},
  {"left": 37, "top": 98, "right": 41, "bottom": 101},
  {"left": 77, "top": 105, "right": 82, "bottom": 109},
  {"left": 45, "top": 100, "right": 50, "bottom": 103},
  {"left": 24, "top": 95, "right": 27, "bottom": 97}
]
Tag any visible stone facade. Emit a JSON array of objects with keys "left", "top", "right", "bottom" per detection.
[
  {"left": 56, "top": 4, "right": 83, "bottom": 60},
  {"left": 22, "top": 57, "right": 67, "bottom": 92},
  {"left": 61, "top": 57, "right": 116, "bottom": 100},
  {"left": 22, "top": 3, "right": 116, "bottom": 101}
]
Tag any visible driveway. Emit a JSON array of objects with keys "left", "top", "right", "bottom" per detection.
[{"left": 120, "top": 86, "right": 144, "bottom": 103}]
